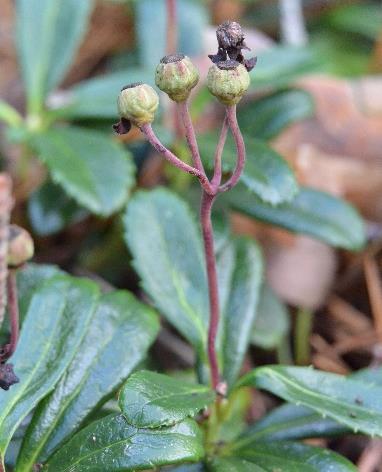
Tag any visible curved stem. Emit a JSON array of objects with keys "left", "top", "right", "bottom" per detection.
[
  {"left": 201, "top": 191, "right": 220, "bottom": 390},
  {"left": 6, "top": 270, "right": 19, "bottom": 358},
  {"left": 140, "top": 123, "right": 214, "bottom": 194},
  {"left": 218, "top": 105, "right": 246, "bottom": 193},
  {"left": 179, "top": 100, "right": 205, "bottom": 174},
  {"left": 211, "top": 116, "right": 229, "bottom": 188}
]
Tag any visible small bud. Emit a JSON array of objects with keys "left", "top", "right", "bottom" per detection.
[
  {"left": 7, "top": 225, "right": 34, "bottom": 268},
  {"left": 207, "top": 60, "right": 250, "bottom": 105},
  {"left": 155, "top": 54, "right": 199, "bottom": 102},
  {"left": 117, "top": 83, "right": 159, "bottom": 127},
  {"left": 0, "top": 363, "right": 19, "bottom": 390}
]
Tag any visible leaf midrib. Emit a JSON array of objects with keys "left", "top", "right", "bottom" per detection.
[{"left": 255, "top": 368, "right": 382, "bottom": 432}]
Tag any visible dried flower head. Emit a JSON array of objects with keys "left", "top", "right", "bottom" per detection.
[{"left": 209, "top": 20, "right": 257, "bottom": 72}]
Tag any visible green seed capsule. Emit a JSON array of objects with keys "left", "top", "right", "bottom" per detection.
[
  {"left": 207, "top": 60, "right": 250, "bottom": 105},
  {"left": 7, "top": 225, "right": 34, "bottom": 268},
  {"left": 117, "top": 83, "right": 159, "bottom": 126},
  {"left": 155, "top": 54, "right": 199, "bottom": 102}
]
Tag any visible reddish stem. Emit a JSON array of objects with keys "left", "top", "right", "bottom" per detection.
[
  {"left": 6, "top": 270, "right": 19, "bottom": 357},
  {"left": 219, "top": 105, "right": 246, "bottom": 193},
  {"left": 166, "top": 0, "right": 177, "bottom": 55},
  {"left": 211, "top": 116, "right": 229, "bottom": 187},
  {"left": 179, "top": 100, "right": 205, "bottom": 175},
  {"left": 140, "top": 123, "right": 214, "bottom": 194},
  {"left": 201, "top": 191, "right": 220, "bottom": 390}
]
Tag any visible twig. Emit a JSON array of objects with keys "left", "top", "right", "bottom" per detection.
[
  {"left": 294, "top": 307, "right": 313, "bottom": 365},
  {"left": 201, "top": 191, "right": 220, "bottom": 389},
  {"left": 179, "top": 100, "right": 206, "bottom": 175},
  {"left": 6, "top": 270, "right": 19, "bottom": 358},
  {"left": 363, "top": 254, "right": 382, "bottom": 342},
  {"left": 219, "top": 105, "right": 245, "bottom": 193},
  {"left": 0, "top": 174, "right": 13, "bottom": 329},
  {"left": 211, "top": 116, "right": 229, "bottom": 187},
  {"left": 140, "top": 123, "right": 214, "bottom": 194}
]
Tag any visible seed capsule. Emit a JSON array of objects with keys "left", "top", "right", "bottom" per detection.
[
  {"left": 207, "top": 60, "right": 250, "bottom": 105},
  {"left": 117, "top": 83, "right": 159, "bottom": 126},
  {"left": 155, "top": 54, "right": 199, "bottom": 102},
  {"left": 7, "top": 225, "right": 34, "bottom": 268}
]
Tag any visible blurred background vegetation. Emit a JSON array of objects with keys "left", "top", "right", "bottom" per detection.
[{"left": 1, "top": 0, "right": 382, "bottom": 466}]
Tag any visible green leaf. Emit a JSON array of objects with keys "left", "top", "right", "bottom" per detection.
[
  {"left": 28, "top": 180, "right": 88, "bottom": 236},
  {"left": 227, "top": 185, "right": 366, "bottom": 250},
  {"left": 16, "top": 291, "right": 159, "bottom": 469},
  {"left": 119, "top": 370, "right": 215, "bottom": 428},
  {"left": 199, "top": 135, "right": 298, "bottom": 205},
  {"left": 0, "top": 263, "right": 62, "bottom": 344},
  {"left": 325, "top": 4, "right": 382, "bottom": 40},
  {"left": 0, "top": 275, "right": 99, "bottom": 465},
  {"left": 0, "top": 100, "right": 22, "bottom": 127},
  {"left": 44, "top": 414, "right": 204, "bottom": 471},
  {"left": 168, "top": 465, "right": 205, "bottom": 472},
  {"left": 237, "top": 89, "right": 314, "bottom": 140},
  {"left": 236, "top": 366, "right": 382, "bottom": 437},
  {"left": 251, "top": 46, "right": 318, "bottom": 91},
  {"left": 124, "top": 188, "right": 208, "bottom": 354},
  {"left": 62, "top": 68, "right": 153, "bottom": 119},
  {"left": 210, "top": 457, "right": 264, "bottom": 471},
  {"left": 235, "top": 366, "right": 382, "bottom": 446},
  {"left": 30, "top": 126, "right": 135, "bottom": 216},
  {"left": 228, "top": 441, "right": 356, "bottom": 471},
  {"left": 217, "top": 238, "right": 263, "bottom": 387},
  {"left": 16, "top": 0, "right": 93, "bottom": 113},
  {"left": 251, "top": 285, "right": 290, "bottom": 350},
  {"left": 233, "top": 403, "right": 347, "bottom": 445}
]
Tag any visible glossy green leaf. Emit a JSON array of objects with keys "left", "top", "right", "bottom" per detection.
[
  {"left": 30, "top": 126, "right": 135, "bottom": 216},
  {"left": 227, "top": 185, "right": 366, "bottom": 250},
  {"left": 229, "top": 441, "right": 356, "bottom": 471},
  {"left": 168, "top": 465, "right": 205, "bottom": 472},
  {"left": 234, "top": 403, "right": 346, "bottom": 446},
  {"left": 119, "top": 370, "right": 215, "bottom": 428},
  {"left": 217, "top": 238, "right": 263, "bottom": 387},
  {"left": 210, "top": 457, "right": 263, "bottom": 471},
  {"left": 237, "top": 89, "right": 314, "bottom": 140},
  {"left": 44, "top": 414, "right": 204, "bottom": 471},
  {"left": 16, "top": 291, "right": 159, "bottom": 469},
  {"left": 251, "top": 46, "right": 318, "bottom": 91},
  {"left": 124, "top": 188, "right": 208, "bottom": 354},
  {"left": 237, "top": 366, "right": 382, "bottom": 436},
  {"left": 62, "top": 68, "right": 153, "bottom": 119},
  {"left": 199, "top": 134, "right": 298, "bottom": 205},
  {"left": 0, "top": 264, "right": 62, "bottom": 344},
  {"left": 235, "top": 366, "right": 382, "bottom": 446},
  {"left": 16, "top": 0, "right": 93, "bottom": 112},
  {"left": 0, "top": 275, "right": 99, "bottom": 466},
  {"left": 251, "top": 285, "right": 290, "bottom": 350},
  {"left": 28, "top": 180, "right": 88, "bottom": 236}
]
